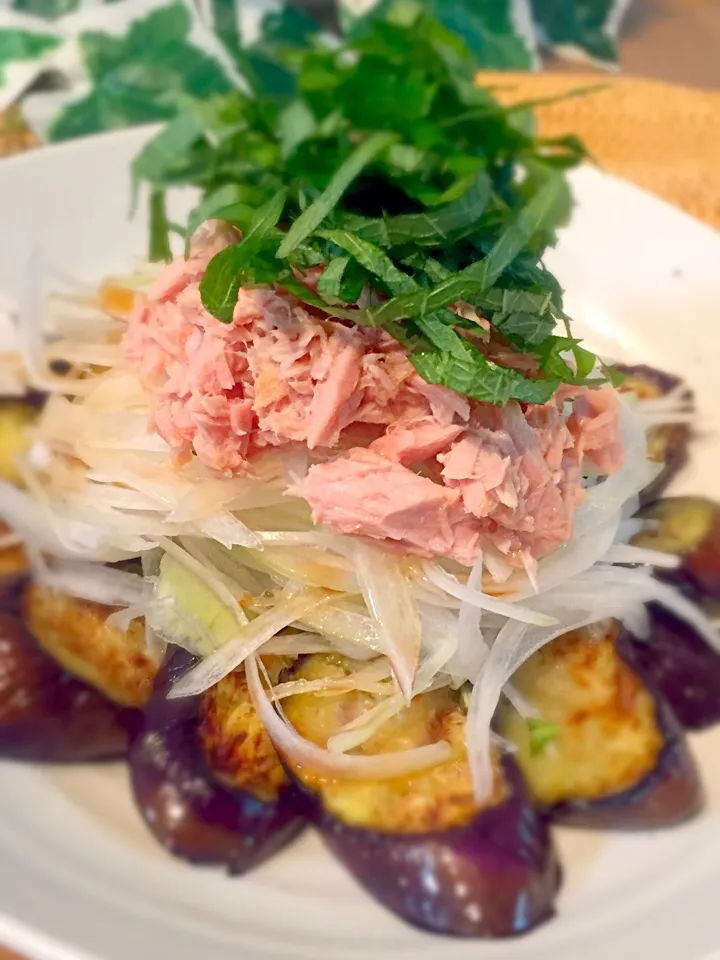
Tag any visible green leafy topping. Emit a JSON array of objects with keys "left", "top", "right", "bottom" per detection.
[
  {"left": 199, "top": 188, "right": 288, "bottom": 321},
  {"left": 134, "top": 1, "right": 600, "bottom": 406},
  {"left": 148, "top": 190, "right": 172, "bottom": 264},
  {"left": 277, "top": 132, "right": 397, "bottom": 257},
  {"left": 527, "top": 717, "right": 561, "bottom": 756}
]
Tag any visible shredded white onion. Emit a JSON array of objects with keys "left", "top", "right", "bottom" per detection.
[
  {"left": 270, "top": 660, "right": 392, "bottom": 701},
  {"left": 36, "top": 558, "right": 151, "bottom": 607},
  {"left": 354, "top": 543, "right": 423, "bottom": 701},
  {"left": 106, "top": 595, "right": 173, "bottom": 632},
  {"left": 603, "top": 543, "right": 681, "bottom": 569},
  {"left": 246, "top": 654, "right": 452, "bottom": 779},
  {"left": 423, "top": 562, "right": 556, "bottom": 627},
  {"left": 574, "top": 397, "right": 651, "bottom": 538},
  {"left": 326, "top": 694, "right": 407, "bottom": 754},
  {"left": 236, "top": 544, "right": 358, "bottom": 593},
  {"left": 260, "top": 633, "right": 342, "bottom": 657},
  {"left": 455, "top": 551, "right": 487, "bottom": 679},
  {"left": 168, "top": 585, "right": 329, "bottom": 698},
  {"left": 505, "top": 511, "right": 622, "bottom": 600},
  {"left": 0, "top": 530, "right": 22, "bottom": 550},
  {"left": 573, "top": 566, "right": 720, "bottom": 652}
]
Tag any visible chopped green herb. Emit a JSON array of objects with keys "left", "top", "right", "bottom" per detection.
[
  {"left": 277, "top": 132, "right": 398, "bottom": 258},
  {"left": 134, "top": 1, "right": 600, "bottom": 406},
  {"left": 148, "top": 190, "right": 172, "bottom": 264},
  {"left": 527, "top": 717, "right": 560, "bottom": 756},
  {"left": 199, "top": 188, "right": 288, "bottom": 321}
]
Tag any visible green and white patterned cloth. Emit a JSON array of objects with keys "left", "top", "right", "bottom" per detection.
[{"left": 0, "top": 0, "right": 634, "bottom": 142}]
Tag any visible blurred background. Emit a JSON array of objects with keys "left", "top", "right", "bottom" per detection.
[
  {"left": 1, "top": 0, "right": 717, "bottom": 240},
  {"left": 0, "top": 0, "right": 718, "bottom": 152}
]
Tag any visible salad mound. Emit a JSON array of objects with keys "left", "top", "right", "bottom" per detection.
[
  {"left": 124, "top": 234, "right": 623, "bottom": 568},
  {"left": 0, "top": 0, "right": 718, "bottom": 943}
]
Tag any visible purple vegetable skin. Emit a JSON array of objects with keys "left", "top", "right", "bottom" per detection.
[
  {"left": 621, "top": 605, "right": 720, "bottom": 730},
  {"left": 0, "top": 611, "right": 137, "bottom": 761},
  {"left": 308, "top": 757, "right": 560, "bottom": 938},
  {"left": 615, "top": 364, "right": 691, "bottom": 502},
  {"left": 129, "top": 648, "right": 305, "bottom": 873},
  {"left": 633, "top": 497, "right": 720, "bottom": 602},
  {"left": 278, "top": 656, "right": 560, "bottom": 938}
]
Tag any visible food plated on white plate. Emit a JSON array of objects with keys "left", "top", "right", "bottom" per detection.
[{"left": 0, "top": 2, "right": 719, "bottom": 948}]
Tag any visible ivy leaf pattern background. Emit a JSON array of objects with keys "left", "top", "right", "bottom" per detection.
[
  {"left": 0, "top": 0, "right": 636, "bottom": 143},
  {"left": 49, "top": 1, "right": 233, "bottom": 139}
]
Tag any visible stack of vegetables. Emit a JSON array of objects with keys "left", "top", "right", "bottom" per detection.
[{"left": 0, "top": 1, "right": 718, "bottom": 941}]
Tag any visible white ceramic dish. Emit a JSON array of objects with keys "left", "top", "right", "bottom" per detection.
[{"left": 0, "top": 127, "right": 719, "bottom": 960}]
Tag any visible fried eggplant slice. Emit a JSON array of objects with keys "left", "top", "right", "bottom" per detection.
[
  {"left": 0, "top": 398, "right": 39, "bottom": 486},
  {"left": 615, "top": 364, "right": 691, "bottom": 501},
  {"left": 0, "top": 610, "right": 136, "bottom": 761},
  {"left": 621, "top": 605, "right": 720, "bottom": 730},
  {"left": 632, "top": 497, "right": 720, "bottom": 602},
  {"left": 0, "top": 532, "right": 29, "bottom": 612},
  {"left": 128, "top": 648, "right": 304, "bottom": 873},
  {"left": 23, "top": 583, "right": 156, "bottom": 706},
  {"left": 280, "top": 654, "right": 560, "bottom": 938},
  {"left": 500, "top": 621, "right": 702, "bottom": 829}
]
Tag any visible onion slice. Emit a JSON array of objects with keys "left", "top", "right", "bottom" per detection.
[
  {"left": 603, "top": 543, "right": 681, "bottom": 569},
  {"left": 36, "top": 558, "right": 151, "bottom": 607},
  {"left": 271, "top": 660, "right": 392, "bottom": 701},
  {"left": 355, "top": 542, "right": 423, "bottom": 702},
  {"left": 246, "top": 654, "right": 452, "bottom": 779},
  {"left": 169, "top": 585, "right": 329, "bottom": 698},
  {"left": 455, "top": 551, "right": 487, "bottom": 679},
  {"left": 423, "top": 562, "right": 556, "bottom": 627}
]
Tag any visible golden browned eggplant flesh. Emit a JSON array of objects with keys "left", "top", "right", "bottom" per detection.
[
  {"left": 500, "top": 621, "right": 702, "bottom": 828},
  {"left": 128, "top": 649, "right": 305, "bottom": 873},
  {"left": 280, "top": 654, "right": 560, "bottom": 938}
]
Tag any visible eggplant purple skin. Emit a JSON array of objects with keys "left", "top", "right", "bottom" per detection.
[
  {"left": 288, "top": 756, "right": 560, "bottom": 939},
  {"left": 615, "top": 364, "right": 690, "bottom": 503},
  {"left": 621, "top": 604, "right": 720, "bottom": 731},
  {"left": 0, "top": 611, "right": 138, "bottom": 762},
  {"left": 550, "top": 636, "right": 703, "bottom": 830},
  {"left": 128, "top": 648, "right": 305, "bottom": 874},
  {"left": 636, "top": 497, "right": 720, "bottom": 603}
]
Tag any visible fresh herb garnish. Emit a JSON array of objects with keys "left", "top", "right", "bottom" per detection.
[
  {"left": 527, "top": 717, "right": 561, "bottom": 756},
  {"left": 133, "top": 0, "right": 599, "bottom": 405}
]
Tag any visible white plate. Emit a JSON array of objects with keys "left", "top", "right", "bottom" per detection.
[{"left": 0, "top": 127, "right": 719, "bottom": 960}]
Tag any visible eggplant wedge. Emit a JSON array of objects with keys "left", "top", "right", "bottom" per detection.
[
  {"left": 632, "top": 497, "right": 720, "bottom": 602},
  {"left": 128, "top": 648, "right": 305, "bottom": 873},
  {"left": 23, "top": 583, "right": 157, "bottom": 706},
  {"left": 500, "top": 621, "right": 702, "bottom": 829},
  {"left": 0, "top": 397, "right": 41, "bottom": 486},
  {"left": 0, "top": 610, "right": 136, "bottom": 761},
  {"left": 615, "top": 364, "right": 691, "bottom": 501},
  {"left": 280, "top": 654, "right": 560, "bottom": 938},
  {"left": 620, "top": 604, "right": 720, "bottom": 730}
]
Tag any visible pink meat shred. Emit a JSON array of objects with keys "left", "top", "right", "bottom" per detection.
[{"left": 123, "top": 247, "right": 625, "bottom": 566}]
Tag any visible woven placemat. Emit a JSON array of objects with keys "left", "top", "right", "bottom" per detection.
[
  {"left": 481, "top": 72, "right": 720, "bottom": 230},
  {"left": 2, "top": 75, "right": 720, "bottom": 229}
]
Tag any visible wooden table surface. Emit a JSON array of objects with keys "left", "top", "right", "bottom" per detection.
[{"left": 1, "top": 0, "right": 719, "bottom": 958}]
